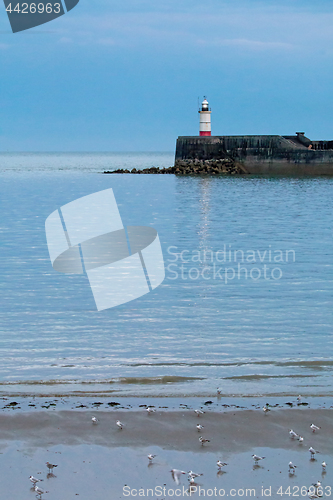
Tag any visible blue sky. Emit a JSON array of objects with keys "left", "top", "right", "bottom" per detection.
[{"left": 1, "top": 0, "right": 333, "bottom": 151}]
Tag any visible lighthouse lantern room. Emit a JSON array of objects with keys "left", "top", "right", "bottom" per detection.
[{"left": 199, "top": 97, "right": 211, "bottom": 136}]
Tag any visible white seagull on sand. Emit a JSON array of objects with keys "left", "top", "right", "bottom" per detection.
[
  {"left": 29, "top": 476, "right": 43, "bottom": 486},
  {"left": 252, "top": 454, "right": 265, "bottom": 463},
  {"left": 147, "top": 454, "right": 156, "bottom": 461},
  {"left": 217, "top": 388, "right": 222, "bottom": 395},
  {"left": 194, "top": 409, "right": 204, "bottom": 416},
  {"left": 92, "top": 416, "right": 98, "bottom": 424},
  {"left": 46, "top": 462, "right": 57, "bottom": 472},
  {"left": 289, "top": 462, "right": 297, "bottom": 473},
  {"left": 321, "top": 461, "right": 327, "bottom": 470},
  {"left": 188, "top": 471, "right": 203, "bottom": 481},
  {"left": 196, "top": 424, "right": 204, "bottom": 432},
  {"left": 310, "top": 424, "right": 321, "bottom": 433},
  {"left": 199, "top": 436, "right": 210, "bottom": 446},
  {"left": 298, "top": 436, "right": 304, "bottom": 443},
  {"left": 263, "top": 406, "right": 270, "bottom": 414},
  {"left": 147, "top": 407, "right": 156, "bottom": 415},
  {"left": 34, "top": 485, "right": 44, "bottom": 498},
  {"left": 170, "top": 469, "right": 186, "bottom": 485},
  {"left": 116, "top": 420, "right": 123, "bottom": 429},
  {"left": 188, "top": 470, "right": 203, "bottom": 478},
  {"left": 309, "top": 447, "right": 320, "bottom": 458},
  {"left": 289, "top": 429, "right": 298, "bottom": 439},
  {"left": 297, "top": 395, "right": 302, "bottom": 402},
  {"left": 308, "top": 490, "right": 320, "bottom": 499},
  {"left": 311, "top": 482, "right": 323, "bottom": 497},
  {"left": 217, "top": 460, "right": 228, "bottom": 469}
]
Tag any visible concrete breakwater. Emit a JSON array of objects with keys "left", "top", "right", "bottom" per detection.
[
  {"left": 104, "top": 133, "right": 333, "bottom": 176},
  {"left": 176, "top": 134, "right": 333, "bottom": 175},
  {"left": 104, "top": 158, "right": 244, "bottom": 175}
]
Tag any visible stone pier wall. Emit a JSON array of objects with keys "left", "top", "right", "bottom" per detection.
[{"left": 175, "top": 135, "right": 333, "bottom": 175}]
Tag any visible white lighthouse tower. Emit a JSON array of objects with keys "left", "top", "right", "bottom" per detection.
[{"left": 198, "top": 97, "right": 211, "bottom": 136}]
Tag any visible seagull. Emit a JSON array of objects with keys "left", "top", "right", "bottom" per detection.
[
  {"left": 263, "top": 406, "right": 270, "bottom": 414},
  {"left": 46, "top": 462, "right": 57, "bottom": 472},
  {"left": 170, "top": 469, "right": 186, "bottom": 485},
  {"left": 289, "top": 429, "right": 298, "bottom": 439},
  {"left": 311, "top": 481, "right": 323, "bottom": 497},
  {"left": 188, "top": 471, "right": 203, "bottom": 480},
  {"left": 147, "top": 407, "right": 156, "bottom": 415},
  {"left": 199, "top": 436, "right": 210, "bottom": 445},
  {"left": 310, "top": 424, "right": 321, "bottom": 433},
  {"left": 297, "top": 395, "right": 302, "bottom": 402},
  {"left": 252, "top": 454, "right": 265, "bottom": 463},
  {"left": 289, "top": 461, "right": 297, "bottom": 473},
  {"left": 217, "top": 460, "right": 228, "bottom": 469},
  {"left": 321, "top": 461, "right": 327, "bottom": 470},
  {"left": 308, "top": 490, "right": 320, "bottom": 499},
  {"left": 147, "top": 454, "right": 156, "bottom": 461},
  {"left": 34, "top": 485, "right": 44, "bottom": 498},
  {"left": 309, "top": 447, "right": 320, "bottom": 459},
  {"left": 298, "top": 436, "right": 304, "bottom": 443},
  {"left": 194, "top": 409, "right": 204, "bottom": 416},
  {"left": 91, "top": 416, "right": 98, "bottom": 424},
  {"left": 116, "top": 420, "right": 123, "bottom": 429},
  {"left": 217, "top": 388, "right": 222, "bottom": 395},
  {"left": 196, "top": 424, "right": 204, "bottom": 432},
  {"left": 29, "top": 476, "right": 43, "bottom": 486}
]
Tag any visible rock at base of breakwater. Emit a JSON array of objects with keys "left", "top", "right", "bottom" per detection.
[{"left": 104, "top": 159, "right": 245, "bottom": 176}]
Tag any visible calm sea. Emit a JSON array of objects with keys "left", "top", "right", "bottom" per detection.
[{"left": 0, "top": 152, "right": 332, "bottom": 397}]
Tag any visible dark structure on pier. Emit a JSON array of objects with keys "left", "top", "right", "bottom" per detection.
[{"left": 175, "top": 133, "right": 333, "bottom": 175}]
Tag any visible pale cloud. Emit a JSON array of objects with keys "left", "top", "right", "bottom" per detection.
[
  {"left": 55, "top": 5, "right": 333, "bottom": 56},
  {"left": 58, "top": 37, "right": 73, "bottom": 43},
  {"left": 97, "top": 38, "right": 116, "bottom": 46},
  {"left": 4, "top": 1, "right": 332, "bottom": 58},
  {"left": 198, "top": 38, "right": 295, "bottom": 51}
]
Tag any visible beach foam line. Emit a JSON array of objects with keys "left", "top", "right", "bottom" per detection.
[{"left": 0, "top": 376, "right": 205, "bottom": 386}]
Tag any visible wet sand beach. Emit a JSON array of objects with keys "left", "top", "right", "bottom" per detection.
[{"left": 0, "top": 399, "right": 332, "bottom": 499}]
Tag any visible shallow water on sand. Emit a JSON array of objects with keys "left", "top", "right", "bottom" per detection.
[
  {"left": 0, "top": 152, "right": 333, "bottom": 397},
  {"left": 1, "top": 443, "right": 331, "bottom": 499}
]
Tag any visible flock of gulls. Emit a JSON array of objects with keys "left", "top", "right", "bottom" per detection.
[
  {"left": 260, "top": 398, "right": 328, "bottom": 498},
  {"left": 282, "top": 421, "right": 327, "bottom": 499},
  {"left": 28, "top": 396, "right": 329, "bottom": 498},
  {"left": 108, "top": 398, "right": 328, "bottom": 498},
  {"left": 29, "top": 462, "right": 57, "bottom": 498}
]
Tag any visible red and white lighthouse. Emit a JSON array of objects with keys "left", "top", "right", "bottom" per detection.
[{"left": 199, "top": 97, "right": 211, "bottom": 136}]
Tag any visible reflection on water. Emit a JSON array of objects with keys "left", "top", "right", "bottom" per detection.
[{"left": 0, "top": 154, "right": 332, "bottom": 396}]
